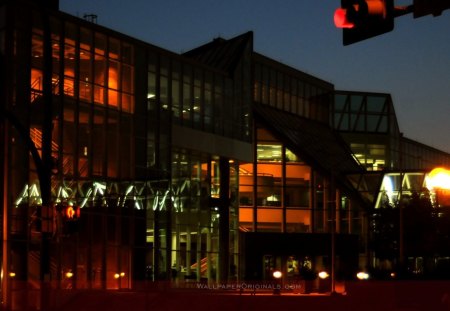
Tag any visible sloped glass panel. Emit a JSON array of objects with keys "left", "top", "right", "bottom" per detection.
[
  {"left": 350, "top": 95, "right": 364, "bottom": 112},
  {"left": 367, "top": 114, "right": 379, "bottom": 132},
  {"left": 335, "top": 94, "right": 347, "bottom": 111},
  {"left": 378, "top": 116, "right": 388, "bottom": 133},
  {"left": 355, "top": 114, "right": 365, "bottom": 131},
  {"left": 367, "top": 96, "right": 386, "bottom": 113}
]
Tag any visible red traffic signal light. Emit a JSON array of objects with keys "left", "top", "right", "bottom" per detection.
[
  {"left": 63, "top": 205, "right": 80, "bottom": 220},
  {"left": 55, "top": 203, "right": 81, "bottom": 235},
  {"left": 334, "top": 0, "right": 394, "bottom": 45}
]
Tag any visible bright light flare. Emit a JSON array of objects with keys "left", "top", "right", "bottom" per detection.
[
  {"left": 427, "top": 168, "right": 450, "bottom": 190},
  {"left": 356, "top": 271, "right": 370, "bottom": 280},
  {"left": 334, "top": 8, "right": 355, "bottom": 28},
  {"left": 272, "top": 270, "right": 282, "bottom": 279},
  {"left": 318, "top": 271, "right": 330, "bottom": 279},
  {"left": 382, "top": 175, "right": 394, "bottom": 204},
  {"left": 114, "top": 272, "right": 125, "bottom": 279}
]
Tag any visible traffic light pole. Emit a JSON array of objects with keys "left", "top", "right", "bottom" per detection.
[
  {"left": 40, "top": 7, "right": 54, "bottom": 310},
  {"left": 414, "top": 0, "right": 450, "bottom": 17},
  {"left": 335, "top": 0, "right": 450, "bottom": 45}
]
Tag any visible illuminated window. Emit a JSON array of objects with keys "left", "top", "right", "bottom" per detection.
[
  {"left": 31, "top": 68, "right": 43, "bottom": 91},
  {"left": 257, "top": 144, "right": 282, "bottom": 162},
  {"left": 108, "top": 60, "right": 119, "bottom": 107},
  {"left": 79, "top": 49, "right": 93, "bottom": 101}
]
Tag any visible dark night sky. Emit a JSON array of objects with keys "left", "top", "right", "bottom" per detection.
[{"left": 60, "top": 0, "right": 450, "bottom": 153}]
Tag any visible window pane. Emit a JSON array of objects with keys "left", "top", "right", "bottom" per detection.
[
  {"left": 109, "top": 37, "right": 120, "bottom": 60},
  {"left": 108, "top": 89, "right": 119, "bottom": 108},
  {"left": 94, "top": 55, "right": 106, "bottom": 86},
  {"left": 95, "top": 32, "right": 106, "bottom": 55},
  {"left": 122, "top": 64, "right": 134, "bottom": 93},
  {"left": 108, "top": 60, "right": 119, "bottom": 90},
  {"left": 121, "top": 94, "right": 134, "bottom": 113}
]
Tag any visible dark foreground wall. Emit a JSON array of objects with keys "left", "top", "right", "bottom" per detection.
[
  {"left": 240, "top": 232, "right": 359, "bottom": 280},
  {"left": 5, "top": 281, "right": 450, "bottom": 311}
]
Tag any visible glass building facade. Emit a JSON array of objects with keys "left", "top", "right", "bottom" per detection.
[
  {"left": 2, "top": 1, "right": 450, "bottom": 309},
  {"left": 1, "top": 1, "right": 249, "bottom": 300},
  {"left": 334, "top": 91, "right": 450, "bottom": 171},
  {"left": 334, "top": 91, "right": 450, "bottom": 276}
]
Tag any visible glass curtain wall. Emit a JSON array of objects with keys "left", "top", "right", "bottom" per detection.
[
  {"left": 370, "top": 171, "right": 450, "bottom": 276},
  {"left": 333, "top": 92, "right": 397, "bottom": 171},
  {"left": 18, "top": 9, "right": 141, "bottom": 291},
  {"left": 146, "top": 150, "right": 241, "bottom": 283},
  {"left": 239, "top": 127, "right": 315, "bottom": 233},
  {"left": 239, "top": 126, "right": 363, "bottom": 235},
  {"left": 253, "top": 60, "right": 331, "bottom": 124},
  {"left": 30, "top": 18, "right": 135, "bottom": 181},
  {"left": 144, "top": 50, "right": 243, "bottom": 282},
  {"left": 238, "top": 125, "right": 367, "bottom": 280}
]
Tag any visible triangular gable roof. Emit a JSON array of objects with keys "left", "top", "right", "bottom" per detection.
[{"left": 183, "top": 31, "right": 253, "bottom": 75}]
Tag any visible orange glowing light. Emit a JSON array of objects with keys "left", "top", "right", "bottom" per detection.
[
  {"left": 366, "top": 0, "right": 387, "bottom": 18},
  {"left": 428, "top": 168, "right": 450, "bottom": 190},
  {"left": 65, "top": 206, "right": 75, "bottom": 219},
  {"left": 334, "top": 8, "right": 355, "bottom": 28}
]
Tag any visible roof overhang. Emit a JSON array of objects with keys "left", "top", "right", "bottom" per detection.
[{"left": 253, "top": 103, "right": 367, "bottom": 203}]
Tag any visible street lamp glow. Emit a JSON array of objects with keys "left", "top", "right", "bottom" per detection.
[
  {"left": 114, "top": 272, "right": 125, "bottom": 279},
  {"left": 356, "top": 271, "right": 369, "bottom": 280},
  {"left": 272, "top": 270, "right": 282, "bottom": 279},
  {"left": 318, "top": 271, "right": 330, "bottom": 279},
  {"left": 427, "top": 167, "right": 450, "bottom": 190}
]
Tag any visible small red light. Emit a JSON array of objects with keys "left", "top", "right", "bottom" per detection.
[
  {"left": 334, "top": 8, "right": 355, "bottom": 29},
  {"left": 65, "top": 206, "right": 75, "bottom": 219}
]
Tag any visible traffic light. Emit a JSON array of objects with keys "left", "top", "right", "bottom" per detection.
[
  {"left": 56, "top": 203, "right": 80, "bottom": 235},
  {"left": 57, "top": 203, "right": 80, "bottom": 220},
  {"left": 334, "top": 0, "right": 394, "bottom": 45},
  {"left": 62, "top": 205, "right": 80, "bottom": 220}
]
